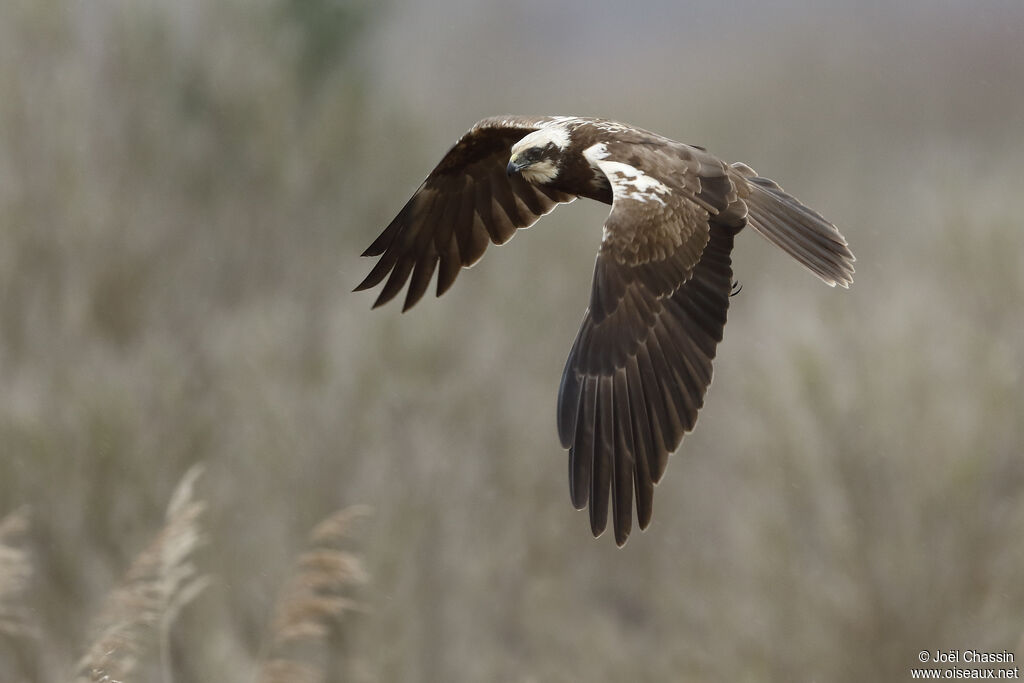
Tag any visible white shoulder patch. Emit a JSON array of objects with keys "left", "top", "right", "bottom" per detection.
[
  {"left": 584, "top": 144, "right": 670, "bottom": 206},
  {"left": 582, "top": 143, "right": 609, "bottom": 163}
]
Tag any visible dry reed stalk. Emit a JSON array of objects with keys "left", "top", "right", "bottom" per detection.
[
  {"left": 73, "top": 464, "right": 209, "bottom": 683},
  {"left": 255, "top": 505, "right": 370, "bottom": 683},
  {"left": 0, "top": 506, "right": 37, "bottom": 640}
]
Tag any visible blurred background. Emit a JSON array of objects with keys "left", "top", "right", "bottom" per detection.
[{"left": 2, "top": 0, "right": 1024, "bottom": 680}]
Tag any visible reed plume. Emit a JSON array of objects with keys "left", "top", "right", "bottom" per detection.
[
  {"left": 0, "top": 506, "right": 37, "bottom": 640},
  {"left": 255, "top": 505, "right": 370, "bottom": 683},
  {"left": 74, "top": 465, "right": 209, "bottom": 683}
]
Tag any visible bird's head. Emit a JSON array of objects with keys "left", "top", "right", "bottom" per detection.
[{"left": 507, "top": 125, "right": 570, "bottom": 185}]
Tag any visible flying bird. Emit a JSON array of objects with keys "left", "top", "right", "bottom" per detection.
[{"left": 356, "top": 115, "right": 855, "bottom": 546}]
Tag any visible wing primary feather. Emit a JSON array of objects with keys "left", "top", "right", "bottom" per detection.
[
  {"left": 626, "top": 357, "right": 655, "bottom": 529},
  {"left": 483, "top": 170, "right": 520, "bottom": 244},
  {"left": 398, "top": 195, "right": 454, "bottom": 310},
  {"left": 589, "top": 378, "right": 613, "bottom": 537},
  {"left": 557, "top": 333, "right": 584, "bottom": 448},
  {"left": 382, "top": 192, "right": 451, "bottom": 308},
  {"left": 635, "top": 344, "right": 671, "bottom": 479},
  {"left": 360, "top": 194, "right": 419, "bottom": 257},
  {"left": 357, "top": 188, "right": 441, "bottom": 294},
  {"left": 435, "top": 233, "right": 462, "bottom": 297},
  {"left": 372, "top": 254, "right": 415, "bottom": 309},
  {"left": 361, "top": 219, "right": 401, "bottom": 257},
  {"left": 569, "top": 377, "right": 598, "bottom": 510},
  {"left": 611, "top": 369, "right": 634, "bottom": 547},
  {"left": 430, "top": 188, "right": 463, "bottom": 259},
  {"left": 402, "top": 242, "right": 439, "bottom": 312},
  {"left": 454, "top": 183, "right": 491, "bottom": 266},
  {"left": 472, "top": 176, "right": 499, "bottom": 241},
  {"left": 354, "top": 245, "right": 401, "bottom": 292}
]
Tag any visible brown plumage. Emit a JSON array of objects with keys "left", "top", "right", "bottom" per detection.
[{"left": 356, "top": 115, "right": 855, "bottom": 546}]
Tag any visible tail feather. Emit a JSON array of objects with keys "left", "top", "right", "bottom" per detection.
[{"left": 731, "top": 163, "right": 855, "bottom": 288}]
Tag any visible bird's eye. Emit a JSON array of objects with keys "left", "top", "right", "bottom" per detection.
[{"left": 525, "top": 148, "right": 542, "bottom": 162}]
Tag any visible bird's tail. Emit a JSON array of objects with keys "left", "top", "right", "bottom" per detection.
[{"left": 730, "top": 163, "right": 855, "bottom": 288}]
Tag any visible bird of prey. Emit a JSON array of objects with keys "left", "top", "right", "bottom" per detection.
[{"left": 356, "top": 115, "right": 855, "bottom": 546}]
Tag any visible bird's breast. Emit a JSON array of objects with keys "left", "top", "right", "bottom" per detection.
[{"left": 554, "top": 156, "right": 613, "bottom": 204}]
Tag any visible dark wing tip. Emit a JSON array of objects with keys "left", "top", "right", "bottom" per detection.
[
  {"left": 372, "top": 280, "right": 404, "bottom": 308},
  {"left": 353, "top": 273, "right": 379, "bottom": 293},
  {"left": 370, "top": 266, "right": 412, "bottom": 309},
  {"left": 637, "top": 500, "right": 653, "bottom": 531}
]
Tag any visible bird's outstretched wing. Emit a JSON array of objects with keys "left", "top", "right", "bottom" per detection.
[
  {"left": 559, "top": 141, "right": 745, "bottom": 546},
  {"left": 355, "top": 116, "right": 576, "bottom": 311}
]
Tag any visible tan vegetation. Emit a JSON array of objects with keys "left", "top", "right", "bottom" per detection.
[
  {"left": 256, "top": 506, "right": 370, "bottom": 683},
  {"left": 73, "top": 465, "right": 208, "bottom": 683},
  {"left": 0, "top": 508, "right": 37, "bottom": 641}
]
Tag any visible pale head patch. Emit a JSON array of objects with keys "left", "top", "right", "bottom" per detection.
[
  {"left": 509, "top": 124, "right": 570, "bottom": 185},
  {"left": 511, "top": 125, "right": 571, "bottom": 155}
]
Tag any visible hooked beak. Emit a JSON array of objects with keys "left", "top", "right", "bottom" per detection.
[{"left": 506, "top": 154, "right": 527, "bottom": 177}]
